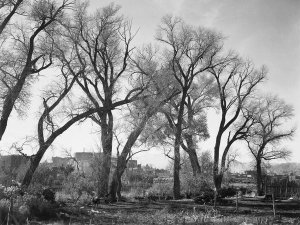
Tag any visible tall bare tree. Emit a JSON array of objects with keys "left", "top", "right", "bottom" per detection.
[
  {"left": 245, "top": 95, "right": 295, "bottom": 195},
  {"left": 152, "top": 75, "right": 216, "bottom": 177},
  {"left": 61, "top": 3, "right": 147, "bottom": 196},
  {"left": 156, "top": 15, "right": 223, "bottom": 198},
  {"left": 180, "top": 75, "right": 217, "bottom": 176},
  {"left": 0, "top": 0, "right": 72, "bottom": 141},
  {"left": 209, "top": 58, "right": 266, "bottom": 195},
  {"left": 21, "top": 67, "right": 100, "bottom": 187},
  {"left": 108, "top": 46, "right": 179, "bottom": 201}
]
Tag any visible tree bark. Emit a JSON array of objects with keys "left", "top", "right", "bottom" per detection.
[
  {"left": 0, "top": 8, "right": 61, "bottom": 141},
  {"left": 21, "top": 108, "right": 99, "bottom": 188},
  {"left": 109, "top": 107, "right": 157, "bottom": 201},
  {"left": 173, "top": 90, "right": 187, "bottom": 199},
  {"left": 184, "top": 134, "right": 201, "bottom": 176},
  {"left": 0, "top": 74, "right": 28, "bottom": 141},
  {"left": 256, "top": 158, "right": 263, "bottom": 196},
  {"left": 213, "top": 132, "right": 222, "bottom": 191},
  {"left": 22, "top": 145, "right": 48, "bottom": 187},
  {"left": 98, "top": 111, "right": 114, "bottom": 197},
  {"left": 0, "top": 0, "right": 23, "bottom": 36}
]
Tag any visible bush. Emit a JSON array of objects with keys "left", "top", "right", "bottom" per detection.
[
  {"left": 60, "top": 173, "right": 95, "bottom": 204},
  {"left": 193, "top": 188, "right": 215, "bottom": 204},
  {"left": 181, "top": 173, "right": 214, "bottom": 197},
  {"left": 146, "top": 183, "right": 172, "bottom": 198},
  {"left": 218, "top": 187, "right": 237, "bottom": 198},
  {"left": 0, "top": 200, "right": 27, "bottom": 224},
  {"left": 26, "top": 197, "right": 58, "bottom": 220}
]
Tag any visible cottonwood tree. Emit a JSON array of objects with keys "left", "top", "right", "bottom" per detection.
[
  {"left": 209, "top": 58, "right": 266, "bottom": 195},
  {"left": 61, "top": 3, "right": 148, "bottom": 196},
  {"left": 149, "top": 75, "right": 216, "bottom": 177},
  {"left": 0, "top": 0, "right": 24, "bottom": 36},
  {"left": 20, "top": 22, "right": 102, "bottom": 187},
  {"left": 21, "top": 63, "right": 101, "bottom": 187},
  {"left": 108, "top": 45, "right": 179, "bottom": 201},
  {"left": 245, "top": 95, "right": 295, "bottom": 195},
  {"left": 156, "top": 15, "right": 223, "bottom": 198},
  {"left": 180, "top": 75, "right": 217, "bottom": 176},
  {"left": 0, "top": 0, "right": 72, "bottom": 141}
]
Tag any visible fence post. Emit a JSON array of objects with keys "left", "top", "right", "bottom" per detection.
[
  {"left": 235, "top": 192, "right": 238, "bottom": 212},
  {"left": 272, "top": 192, "right": 276, "bottom": 218}
]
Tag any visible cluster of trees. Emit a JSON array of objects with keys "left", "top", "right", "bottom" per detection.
[{"left": 0, "top": 1, "right": 295, "bottom": 201}]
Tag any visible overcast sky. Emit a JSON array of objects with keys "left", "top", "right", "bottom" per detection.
[{"left": 2, "top": 0, "right": 300, "bottom": 168}]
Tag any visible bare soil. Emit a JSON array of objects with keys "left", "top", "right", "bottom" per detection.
[{"left": 39, "top": 199, "right": 300, "bottom": 225}]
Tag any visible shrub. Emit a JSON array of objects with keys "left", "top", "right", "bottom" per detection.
[
  {"left": 194, "top": 188, "right": 215, "bottom": 204},
  {"left": 218, "top": 187, "right": 237, "bottom": 198},
  {"left": 146, "top": 183, "right": 172, "bottom": 198},
  {"left": 60, "top": 173, "right": 95, "bottom": 204},
  {"left": 26, "top": 197, "right": 58, "bottom": 220},
  {"left": 181, "top": 173, "right": 214, "bottom": 197}
]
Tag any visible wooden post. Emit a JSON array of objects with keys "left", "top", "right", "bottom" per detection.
[
  {"left": 213, "top": 189, "right": 217, "bottom": 209},
  {"left": 235, "top": 192, "right": 239, "bottom": 211},
  {"left": 7, "top": 197, "right": 13, "bottom": 225},
  {"left": 272, "top": 192, "right": 276, "bottom": 217},
  {"left": 285, "top": 177, "right": 288, "bottom": 199}
]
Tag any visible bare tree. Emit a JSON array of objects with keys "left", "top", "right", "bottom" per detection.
[
  {"left": 156, "top": 15, "right": 223, "bottom": 199},
  {"left": 21, "top": 65, "right": 101, "bottom": 187},
  {"left": 0, "top": 0, "right": 72, "bottom": 141},
  {"left": 245, "top": 95, "right": 295, "bottom": 195},
  {"left": 180, "top": 75, "right": 217, "bottom": 176},
  {"left": 108, "top": 45, "right": 179, "bottom": 201},
  {"left": 60, "top": 3, "right": 148, "bottom": 197},
  {"left": 153, "top": 75, "right": 217, "bottom": 177},
  {"left": 209, "top": 58, "right": 266, "bottom": 196},
  {"left": 20, "top": 26, "right": 102, "bottom": 187}
]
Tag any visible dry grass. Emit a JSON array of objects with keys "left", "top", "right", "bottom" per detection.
[{"left": 38, "top": 201, "right": 300, "bottom": 225}]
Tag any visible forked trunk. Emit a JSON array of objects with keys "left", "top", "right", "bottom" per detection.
[{"left": 109, "top": 107, "right": 157, "bottom": 200}]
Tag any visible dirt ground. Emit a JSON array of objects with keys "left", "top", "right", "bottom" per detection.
[{"left": 39, "top": 200, "right": 300, "bottom": 225}]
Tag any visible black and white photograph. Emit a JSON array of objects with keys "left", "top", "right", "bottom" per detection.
[{"left": 0, "top": 0, "right": 299, "bottom": 224}]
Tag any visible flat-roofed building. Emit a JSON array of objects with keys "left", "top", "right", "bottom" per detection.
[
  {"left": 52, "top": 157, "right": 73, "bottom": 167},
  {"left": 0, "top": 155, "right": 28, "bottom": 172}
]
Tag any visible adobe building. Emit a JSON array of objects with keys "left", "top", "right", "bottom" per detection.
[{"left": 0, "top": 154, "right": 28, "bottom": 172}]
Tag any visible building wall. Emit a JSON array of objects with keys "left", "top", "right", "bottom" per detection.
[{"left": 0, "top": 155, "right": 28, "bottom": 172}]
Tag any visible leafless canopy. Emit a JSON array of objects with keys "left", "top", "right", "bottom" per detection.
[{"left": 245, "top": 95, "right": 295, "bottom": 161}]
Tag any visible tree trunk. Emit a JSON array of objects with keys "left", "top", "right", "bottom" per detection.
[
  {"left": 98, "top": 112, "right": 114, "bottom": 197},
  {"left": 256, "top": 158, "right": 263, "bottom": 196},
  {"left": 22, "top": 145, "right": 48, "bottom": 187},
  {"left": 213, "top": 132, "right": 222, "bottom": 192},
  {"left": 109, "top": 171, "right": 121, "bottom": 202},
  {"left": 213, "top": 173, "right": 223, "bottom": 207},
  {"left": 184, "top": 134, "right": 201, "bottom": 176},
  {"left": 0, "top": 75, "right": 27, "bottom": 141},
  {"left": 214, "top": 173, "right": 223, "bottom": 191},
  {"left": 109, "top": 107, "right": 156, "bottom": 200},
  {"left": 173, "top": 90, "right": 187, "bottom": 199},
  {"left": 0, "top": 12, "right": 56, "bottom": 141},
  {"left": 173, "top": 132, "right": 181, "bottom": 199},
  {"left": 184, "top": 96, "right": 201, "bottom": 176},
  {"left": 0, "top": 0, "right": 23, "bottom": 36}
]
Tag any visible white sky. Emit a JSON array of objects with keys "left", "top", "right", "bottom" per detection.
[{"left": 1, "top": 0, "right": 300, "bottom": 169}]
